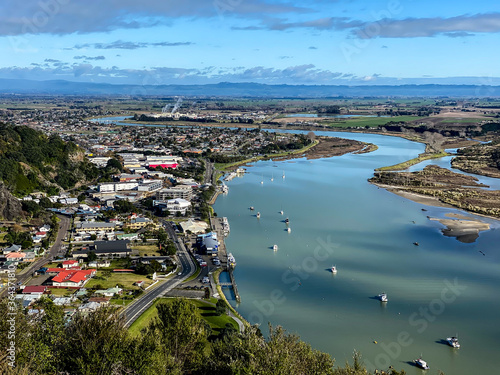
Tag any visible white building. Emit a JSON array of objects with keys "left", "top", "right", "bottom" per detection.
[
  {"left": 137, "top": 180, "right": 163, "bottom": 192},
  {"left": 165, "top": 198, "right": 191, "bottom": 215},
  {"left": 98, "top": 181, "right": 139, "bottom": 193},
  {"left": 156, "top": 185, "right": 193, "bottom": 201}
]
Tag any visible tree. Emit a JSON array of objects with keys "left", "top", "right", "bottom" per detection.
[
  {"left": 215, "top": 299, "right": 227, "bottom": 316},
  {"left": 87, "top": 250, "right": 97, "bottom": 262},
  {"left": 106, "top": 158, "right": 123, "bottom": 172}
]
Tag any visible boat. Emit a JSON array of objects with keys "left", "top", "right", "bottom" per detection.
[
  {"left": 227, "top": 253, "right": 236, "bottom": 268},
  {"left": 287, "top": 227, "right": 291, "bottom": 233},
  {"left": 249, "top": 206, "right": 254, "bottom": 211},
  {"left": 273, "top": 244, "right": 278, "bottom": 251},
  {"left": 330, "top": 265, "right": 337, "bottom": 273},
  {"left": 413, "top": 357, "right": 430, "bottom": 370},
  {"left": 221, "top": 184, "right": 229, "bottom": 194},
  {"left": 280, "top": 210, "right": 284, "bottom": 215},
  {"left": 378, "top": 293, "right": 388, "bottom": 302},
  {"left": 285, "top": 218, "right": 290, "bottom": 224},
  {"left": 446, "top": 336, "right": 460, "bottom": 348},
  {"left": 257, "top": 212, "right": 261, "bottom": 219},
  {"left": 271, "top": 173, "right": 274, "bottom": 182},
  {"left": 282, "top": 170, "right": 285, "bottom": 179}
]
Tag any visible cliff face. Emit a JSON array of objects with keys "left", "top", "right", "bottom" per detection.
[{"left": 0, "top": 184, "right": 23, "bottom": 220}]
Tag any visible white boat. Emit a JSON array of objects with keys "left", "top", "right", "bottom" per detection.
[
  {"left": 249, "top": 206, "right": 254, "bottom": 211},
  {"left": 271, "top": 173, "right": 274, "bottom": 182},
  {"left": 222, "top": 184, "right": 229, "bottom": 194},
  {"left": 378, "top": 293, "right": 388, "bottom": 302},
  {"left": 287, "top": 227, "right": 291, "bottom": 233},
  {"left": 280, "top": 210, "right": 284, "bottom": 215},
  {"left": 285, "top": 218, "right": 290, "bottom": 224},
  {"left": 257, "top": 212, "right": 261, "bottom": 219},
  {"left": 273, "top": 244, "right": 278, "bottom": 251},
  {"left": 330, "top": 265, "right": 337, "bottom": 273},
  {"left": 282, "top": 171, "right": 285, "bottom": 179},
  {"left": 413, "top": 357, "right": 430, "bottom": 370},
  {"left": 446, "top": 336, "right": 460, "bottom": 348},
  {"left": 227, "top": 253, "right": 236, "bottom": 268}
]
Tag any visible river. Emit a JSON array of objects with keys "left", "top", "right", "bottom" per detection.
[{"left": 94, "top": 117, "right": 500, "bottom": 374}]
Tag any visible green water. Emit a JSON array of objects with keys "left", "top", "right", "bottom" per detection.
[{"left": 214, "top": 132, "right": 500, "bottom": 375}]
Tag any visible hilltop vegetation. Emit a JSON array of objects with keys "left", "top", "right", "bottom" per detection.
[
  {"left": 0, "top": 123, "right": 99, "bottom": 196},
  {"left": 0, "top": 298, "right": 411, "bottom": 375}
]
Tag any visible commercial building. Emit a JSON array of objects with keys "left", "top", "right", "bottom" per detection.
[{"left": 156, "top": 185, "right": 193, "bottom": 201}]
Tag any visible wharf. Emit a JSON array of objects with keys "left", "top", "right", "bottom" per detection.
[{"left": 210, "top": 216, "right": 241, "bottom": 303}]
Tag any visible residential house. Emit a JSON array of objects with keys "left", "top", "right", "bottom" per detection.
[
  {"left": 22, "top": 286, "right": 47, "bottom": 295},
  {"left": 62, "top": 260, "right": 80, "bottom": 269},
  {"left": 51, "top": 269, "right": 96, "bottom": 288},
  {"left": 92, "top": 240, "right": 131, "bottom": 258}
]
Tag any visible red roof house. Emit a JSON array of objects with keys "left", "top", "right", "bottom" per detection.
[{"left": 22, "top": 286, "right": 47, "bottom": 294}]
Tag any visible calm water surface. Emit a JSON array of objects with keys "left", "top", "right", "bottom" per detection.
[
  {"left": 214, "top": 132, "right": 500, "bottom": 375},
  {"left": 95, "top": 117, "right": 500, "bottom": 374}
]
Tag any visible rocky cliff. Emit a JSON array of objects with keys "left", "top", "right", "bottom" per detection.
[{"left": 0, "top": 183, "right": 23, "bottom": 220}]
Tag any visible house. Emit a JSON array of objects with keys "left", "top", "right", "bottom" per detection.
[
  {"left": 51, "top": 269, "right": 96, "bottom": 288},
  {"left": 88, "top": 296, "right": 111, "bottom": 305},
  {"left": 87, "top": 259, "right": 111, "bottom": 268},
  {"left": 52, "top": 297, "right": 74, "bottom": 306},
  {"left": 62, "top": 260, "right": 80, "bottom": 269},
  {"left": 22, "top": 252, "right": 36, "bottom": 262},
  {"left": 78, "top": 301, "right": 103, "bottom": 312},
  {"left": 3, "top": 244, "right": 21, "bottom": 255},
  {"left": 95, "top": 286, "right": 122, "bottom": 297},
  {"left": 115, "top": 232, "right": 139, "bottom": 241},
  {"left": 134, "top": 281, "right": 145, "bottom": 288},
  {"left": 6, "top": 252, "right": 26, "bottom": 261},
  {"left": 22, "top": 285, "right": 47, "bottom": 295},
  {"left": 154, "top": 198, "right": 191, "bottom": 215},
  {"left": 39, "top": 225, "right": 51, "bottom": 232}
]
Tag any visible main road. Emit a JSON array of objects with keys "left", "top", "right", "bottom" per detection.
[
  {"left": 1, "top": 215, "right": 70, "bottom": 297},
  {"left": 120, "top": 221, "right": 196, "bottom": 327}
]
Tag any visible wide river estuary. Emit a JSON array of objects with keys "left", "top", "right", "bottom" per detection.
[{"left": 214, "top": 131, "right": 500, "bottom": 375}]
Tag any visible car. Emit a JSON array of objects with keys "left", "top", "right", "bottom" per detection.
[
  {"left": 202, "top": 277, "right": 210, "bottom": 284},
  {"left": 178, "top": 272, "right": 182, "bottom": 276}
]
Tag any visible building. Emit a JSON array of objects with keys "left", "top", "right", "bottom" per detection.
[
  {"left": 93, "top": 240, "right": 131, "bottom": 258},
  {"left": 197, "top": 232, "right": 219, "bottom": 255},
  {"left": 137, "top": 180, "right": 163, "bottom": 192},
  {"left": 62, "top": 260, "right": 80, "bottom": 269},
  {"left": 75, "top": 222, "right": 116, "bottom": 234},
  {"left": 3, "top": 244, "right": 21, "bottom": 255},
  {"left": 22, "top": 286, "right": 47, "bottom": 295},
  {"left": 156, "top": 185, "right": 193, "bottom": 201},
  {"left": 126, "top": 217, "right": 157, "bottom": 230},
  {"left": 97, "top": 181, "right": 139, "bottom": 193},
  {"left": 180, "top": 219, "right": 209, "bottom": 234},
  {"left": 51, "top": 269, "right": 96, "bottom": 288},
  {"left": 166, "top": 198, "right": 191, "bottom": 215}
]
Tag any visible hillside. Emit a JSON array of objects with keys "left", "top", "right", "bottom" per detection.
[{"left": 0, "top": 123, "right": 98, "bottom": 196}]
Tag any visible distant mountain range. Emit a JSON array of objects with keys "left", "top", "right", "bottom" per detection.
[{"left": 1, "top": 78, "right": 499, "bottom": 97}]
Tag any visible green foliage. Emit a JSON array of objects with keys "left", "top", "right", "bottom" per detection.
[
  {"left": 0, "top": 123, "right": 99, "bottom": 196},
  {"left": 215, "top": 299, "right": 227, "bottom": 316},
  {"left": 113, "top": 199, "right": 136, "bottom": 213}
]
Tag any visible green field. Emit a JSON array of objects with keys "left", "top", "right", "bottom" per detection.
[
  {"left": 325, "top": 115, "right": 420, "bottom": 128},
  {"left": 128, "top": 298, "right": 238, "bottom": 337},
  {"left": 86, "top": 271, "right": 153, "bottom": 290},
  {"left": 440, "top": 118, "right": 486, "bottom": 123},
  {"left": 132, "top": 244, "right": 161, "bottom": 257}
]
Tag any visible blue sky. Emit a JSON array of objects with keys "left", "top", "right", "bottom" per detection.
[{"left": 0, "top": 0, "right": 499, "bottom": 85}]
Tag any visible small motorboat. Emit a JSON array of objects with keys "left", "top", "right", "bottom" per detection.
[
  {"left": 250, "top": 206, "right": 254, "bottom": 211},
  {"left": 287, "top": 227, "right": 291, "bottom": 233},
  {"left": 413, "top": 242, "right": 419, "bottom": 246},
  {"left": 330, "top": 265, "right": 337, "bottom": 274},
  {"left": 413, "top": 357, "right": 430, "bottom": 370},
  {"left": 273, "top": 244, "right": 278, "bottom": 251},
  {"left": 285, "top": 218, "right": 290, "bottom": 225},
  {"left": 446, "top": 336, "right": 460, "bottom": 348},
  {"left": 378, "top": 293, "right": 388, "bottom": 302},
  {"left": 256, "top": 212, "right": 261, "bottom": 219},
  {"left": 280, "top": 210, "right": 284, "bottom": 215}
]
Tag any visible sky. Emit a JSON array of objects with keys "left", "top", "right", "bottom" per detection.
[{"left": 0, "top": 0, "right": 499, "bottom": 86}]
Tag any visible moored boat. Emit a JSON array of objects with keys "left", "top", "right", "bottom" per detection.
[
  {"left": 330, "top": 265, "right": 337, "bottom": 273},
  {"left": 446, "top": 336, "right": 460, "bottom": 348},
  {"left": 273, "top": 244, "right": 278, "bottom": 251},
  {"left": 378, "top": 293, "right": 388, "bottom": 302},
  {"left": 413, "top": 357, "right": 430, "bottom": 370},
  {"left": 257, "top": 212, "right": 261, "bottom": 219}
]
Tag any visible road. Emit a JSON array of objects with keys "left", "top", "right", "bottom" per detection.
[
  {"left": 1, "top": 215, "right": 71, "bottom": 297},
  {"left": 120, "top": 221, "right": 196, "bottom": 327}
]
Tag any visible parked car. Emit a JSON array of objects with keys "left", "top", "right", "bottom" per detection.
[{"left": 202, "top": 277, "right": 210, "bottom": 284}]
